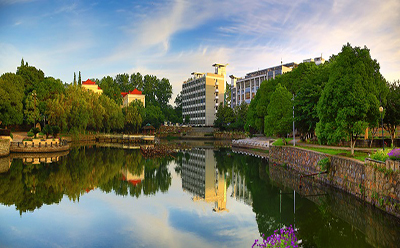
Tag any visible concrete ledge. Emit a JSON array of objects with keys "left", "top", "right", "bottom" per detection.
[{"left": 0, "top": 138, "right": 10, "bottom": 157}]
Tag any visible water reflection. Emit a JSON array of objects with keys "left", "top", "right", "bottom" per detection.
[{"left": 0, "top": 146, "right": 399, "bottom": 247}]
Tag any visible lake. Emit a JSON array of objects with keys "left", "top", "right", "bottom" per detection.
[{"left": 0, "top": 145, "right": 399, "bottom": 247}]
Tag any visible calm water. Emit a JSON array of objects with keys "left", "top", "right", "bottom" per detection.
[{"left": 0, "top": 145, "right": 399, "bottom": 248}]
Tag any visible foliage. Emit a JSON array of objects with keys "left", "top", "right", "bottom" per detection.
[
  {"left": 30, "top": 127, "right": 40, "bottom": 138},
  {"left": 264, "top": 84, "right": 293, "bottom": 138},
  {"left": 252, "top": 226, "right": 299, "bottom": 248},
  {"left": 316, "top": 43, "right": 386, "bottom": 155},
  {"left": 24, "top": 90, "right": 40, "bottom": 126},
  {"left": 143, "top": 104, "right": 164, "bottom": 129},
  {"left": 383, "top": 80, "right": 400, "bottom": 146},
  {"left": 123, "top": 100, "right": 144, "bottom": 133},
  {"left": 272, "top": 138, "right": 293, "bottom": 146},
  {"left": 370, "top": 149, "right": 389, "bottom": 162},
  {"left": 214, "top": 103, "right": 235, "bottom": 130},
  {"left": 184, "top": 115, "right": 190, "bottom": 124},
  {"left": 0, "top": 73, "right": 25, "bottom": 126},
  {"left": 16, "top": 59, "right": 45, "bottom": 92},
  {"left": 27, "top": 131, "right": 34, "bottom": 137},
  {"left": 42, "top": 125, "right": 53, "bottom": 139},
  {"left": 52, "top": 126, "right": 60, "bottom": 138},
  {"left": 387, "top": 148, "right": 400, "bottom": 161}
]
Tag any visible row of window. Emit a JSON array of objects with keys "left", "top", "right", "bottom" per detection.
[
  {"left": 182, "top": 91, "right": 205, "bottom": 101},
  {"left": 183, "top": 98, "right": 206, "bottom": 107},
  {"left": 183, "top": 112, "right": 206, "bottom": 118},
  {"left": 182, "top": 83, "right": 206, "bottom": 94}
]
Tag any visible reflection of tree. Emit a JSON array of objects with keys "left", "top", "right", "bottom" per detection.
[{"left": 0, "top": 147, "right": 173, "bottom": 214}]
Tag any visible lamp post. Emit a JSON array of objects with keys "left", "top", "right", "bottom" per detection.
[
  {"left": 32, "top": 91, "right": 37, "bottom": 128},
  {"left": 379, "top": 105, "right": 384, "bottom": 151}
]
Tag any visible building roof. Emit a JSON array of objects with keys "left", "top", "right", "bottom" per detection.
[
  {"left": 121, "top": 88, "right": 142, "bottom": 97},
  {"left": 82, "top": 79, "right": 96, "bottom": 85}
]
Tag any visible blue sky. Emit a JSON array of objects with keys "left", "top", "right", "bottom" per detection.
[{"left": 1, "top": 0, "right": 399, "bottom": 104}]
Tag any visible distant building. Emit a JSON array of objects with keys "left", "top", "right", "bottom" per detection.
[
  {"left": 82, "top": 79, "right": 103, "bottom": 94},
  {"left": 181, "top": 63, "right": 227, "bottom": 126},
  {"left": 230, "top": 62, "right": 297, "bottom": 108},
  {"left": 303, "top": 55, "right": 326, "bottom": 65},
  {"left": 121, "top": 89, "right": 146, "bottom": 108}
]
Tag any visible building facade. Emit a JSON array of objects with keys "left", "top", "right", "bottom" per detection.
[
  {"left": 121, "top": 89, "right": 146, "bottom": 108},
  {"left": 230, "top": 62, "right": 297, "bottom": 109},
  {"left": 82, "top": 79, "right": 103, "bottom": 94},
  {"left": 181, "top": 64, "right": 227, "bottom": 126}
]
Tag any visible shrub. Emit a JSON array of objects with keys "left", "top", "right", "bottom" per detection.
[
  {"left": 370, "top": 149, "right": 389, "bottom": 162},
  {"left": 27, "top": 131, "right": 34, "bottom": 137},
  {"left": 42, "top": 125, "right": 53, "bottom": 139},
  {"left": 52, "top": 126, "right": 60, "bottom": 138},
  {"left": 30, "top": 127, "right": 40, "bottom": 138},
  {"left": 388, "top": 148, "right": 400, "bottom": 161},
  {"left": 252, "top": 225, "right": 299, "bottom": 248}
]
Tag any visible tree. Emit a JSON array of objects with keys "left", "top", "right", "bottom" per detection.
[
  {"left": 115, "top": 73, "right": 130, "bottom": 92},
  {"left": 42, "top": 125, "right": 53, "bottom": 139},
  {"left": 0, "top": 73, "right": 25, "bottom": 127},
  {"left": 316, "top": 44, "right": 386, "bottom": 155},
  {"left": 24, "top": 90, "right": 40, "bottom": 127},
  {"left": 232, "top": 102, "right": 248, "bottom": 130},
  {"left": 130, "top": 72, "right": 143, "bottom": 91},
  {"left": 124, "top": 100, "right": 144, "bottom": 133},
  {"left": 214, "top": 103, "right": 234, "bottom": 130},
  {"left": 78, "top": 71, "right": 82, "bottom": 85},
  {"left": 143, "top": 104, "right": 164, "bottom": 129},
  {"left": 174, "top": 93, "right": 183, "bottom": 123},
  {"left": 264, "top": 83, "right": 293, "bottom": 144},
  {"left": 185, "top": 115, "right": 190, "bottom": 125},
  {"left": 384, "top": 80, "right": 400, "bottom": 146},
  {"left": 99, "top": 76, "right": 122, "bottom": 105},
  {"left": 143, "top": 75, "right": 158, "bottom": 106},
  {"left": 73, "top": 72, "right": 77, "bottom": 86},
  {"left": 16, "top": 59, "right": 45, "bottom": 93},
  {"left": 155, "top": 78, "right": 172, "bottom": 107}
]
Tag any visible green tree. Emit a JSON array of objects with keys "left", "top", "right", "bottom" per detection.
[
  {"left": 225, "top": 82, "right": 231, "bottom": 107},
  {"left": 42, "top": 125, "right": 53, "bottom": 138},
  {"left": 214, "top": 103, "right": 234, "bottom": 130},
  {"left": 78, "top": 71, "right": 82, "bottom": 85},
  {"left": 174, "top": 93, "right": 183, "bottom": 123},
  {"left": 73, "top": 72, "right": 77, "bottom": 86},
  {"left": 232, "top": 102, "right": 248, "bottom": 130},
  {"left": 384, "top": 80, "right": 400, "bottom": 146},
  {"left": 156, "top": 78, "right": 172, "bottom": 107},
  {"left": 24, "top": 90, "right": 40, "bottom": 127},
  {"left": 16, "top": 59, "right": 45, "bottom": 93},
  {"left": 115, "top": 73, "right": 130, "bottom": 92},
  {"left": 130, "top": 72, "right": 143, "bottom": 91},
  {"left": 264, "top": 83, "right": 293, "bottom": 143},
  {"left": 124, "top": 100, "right": 144, "bottom": 133},
  {"left": 99, "top": 76, "right": 122, "bottom": 105},
  {"left": 0, "top": 73, "right": 25, "bottom": 127},
  {"left": 316, "top": 44, "right": 386, "bottom": 155},
  {"left": 143, "top": 104, "right": 164, "bottom": 129}
]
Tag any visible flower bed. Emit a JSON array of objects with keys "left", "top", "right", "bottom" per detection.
[{"left": 252, "top": 226, "right": 299, "bottom": 248}]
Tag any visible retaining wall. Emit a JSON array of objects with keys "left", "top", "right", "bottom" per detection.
[
  {"left": 269, "top": 146, "right": 400, "bottom": 218},
  {"left": 0, "top": 139, "right": 10, "bottom": 157}
]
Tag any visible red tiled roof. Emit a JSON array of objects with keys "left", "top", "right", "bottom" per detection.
[
  {"left": 82, "top": 79, "right": 96, "bottom": 85},
  {"left": 121, "top": 92, "right": 128, "bottom": 97},
  {"left": 98, "top": 86, "right": 102, "bottom": 90},
  {"left": 129, "top": 89, "right": 142, "bottom": 95},
  {"left": 129, "top": 179, "right": 142, "bottom": 186}
]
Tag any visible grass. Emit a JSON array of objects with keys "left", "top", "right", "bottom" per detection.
[
  {"left": 297, "top": 146, "right": 369, "bottom": 161},
  {"left": 272, "top": 138, "right": 293, "bottom": 146}
]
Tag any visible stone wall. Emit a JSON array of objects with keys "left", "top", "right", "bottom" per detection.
[
  {"left": 0, "top": 139, "right": 10, "bottom": 157},
  {"left": 269, "top": 146, "right": 400, "bottom": 218}
]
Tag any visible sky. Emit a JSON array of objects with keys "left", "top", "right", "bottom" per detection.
[{"left": 1, "top": 0, "right": 399, "bottom": 104}]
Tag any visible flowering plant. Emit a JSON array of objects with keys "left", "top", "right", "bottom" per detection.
[
  {"left": 252, "top": 225, "right": 299, "bottom": 248},
  {"left": 388, "top": 148, "right": 400, "bottom": 161}
]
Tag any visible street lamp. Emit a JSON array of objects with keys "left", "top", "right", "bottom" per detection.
[
  {"left": 32, "top": 91, "right": 37, "bottom": 128},
  {"left": 292, "top": 94, "right": 295, "bottom": 146},
  {"left": 379, "top": 106, "right": 384, "bottom": 151}
]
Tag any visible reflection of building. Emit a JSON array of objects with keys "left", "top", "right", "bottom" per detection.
[
  {"left": 230, "top": 172, "right": 252, "bottom": 206},
  {"left": 230, "top": 62, "right": 297, "bottom": 108},
  {"left": 121, "top": 89, "right": 146, "bottom": 108},
  {"left": 181, "top": 148, "right": 228, "bottom": 212},
  {"left": 9, "top": 151, "right": 69, "bottom": 165},
  {"left": 120, "top": 167, "right": 145, "bottom": 186},
  {"left": 82, "top": 79, "right": 103, "bottom": 94},
  {"left": 181, "top": 64, "right": 227, "bottom": 126}
]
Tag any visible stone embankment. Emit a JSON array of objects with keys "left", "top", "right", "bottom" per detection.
[
  {"left": 0, "top": 138, "right": 10, "bottom": 157},
  {"left": 232, "top": 137, "right": 272, "bottom": 150},
  {"left": 10, "top": 139, "right": 69, "bottom": 153},
  {"left": 269, "top": 146, "right": 400, "bottom": 218}
]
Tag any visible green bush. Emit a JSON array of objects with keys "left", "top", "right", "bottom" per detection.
[
  {"left": 10, "top": 132, "right": 13, "bottom": 139},
  {"left": 30, "top": 127, "right": 40, "bottom": 138},
  {"left": 370, "top": 149, "right": 389, "bottom": 162},
  {"left": 42, "top": 125, "right": 53, "bottom": 139},
  {"left": 52, "top": 126, "right": 60, "bottom": 138},
  {"left": 27, "top": 131, "right": 34, "bottom": 137}
]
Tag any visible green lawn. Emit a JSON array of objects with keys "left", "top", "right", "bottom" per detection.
[
  {"left": 272, "top": 138, "right": 293, "bottom": 146},
  {"left": 297, "top": 146, "right": 369, "bottom": 161}
]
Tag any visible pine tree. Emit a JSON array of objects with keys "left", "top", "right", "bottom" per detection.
[
  {"left": 78, "top": 71, "right": 82, "bottom": 85},
  {"left": 73, "top": 72, "right": 77, "bottom": 86}
]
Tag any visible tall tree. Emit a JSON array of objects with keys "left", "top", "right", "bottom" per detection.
[
  {"left": 24, "top": 90, "right": 40, "bottom": 127},
  {"left": 225, "top": 82, "right": 231, "bottom": 107},
  {"left": 16, "top": 60, "right": 45, "bottom": 93},
  {"left": 264, "top": 83, "right": 293, "bottom": 143},
  {"left": 99, "top": 76, "right": 122, "bottom": 105},
  {"left": 130, "top": 72, "right": 143, "bottom": 91},
  {"left": 73, "top": 72, "right": 77, "bottom": 86},
  {"left": 78, "top": 71, "right": 82, "bottom": 85},
  {"left": 316, "top": 44, "right": 386, "bottom": 155},
  {"left": 0, "top": 73, "right": 25, "bottom": 127},
  {"left": 155, "top": 78, "right": 172, "bottom": 107},
  {"left": 115, "top": 73, "right": 130, "bottom": 92}
]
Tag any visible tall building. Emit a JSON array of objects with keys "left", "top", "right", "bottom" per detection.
[
  {"left": 181, "top": 64, "right": 227, "bottom": 126},
  {"left": 230, "top": 62, "right": 297, "bottom": 108}
]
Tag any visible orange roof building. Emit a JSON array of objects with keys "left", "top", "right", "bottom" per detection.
[
  {"left": 82, "top": 79, "right": 103, "bottom": 94},
  {"left": 121, "top": 88, "right": 145, "bottom": 108}
]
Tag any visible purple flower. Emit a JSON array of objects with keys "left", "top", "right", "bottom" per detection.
[{"left": 388, "top": 148, "right": 400, "bottom": 161}]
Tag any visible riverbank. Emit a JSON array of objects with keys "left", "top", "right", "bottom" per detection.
[{"left": 234, "top": 137, "right": 400, "bottom": 218}]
